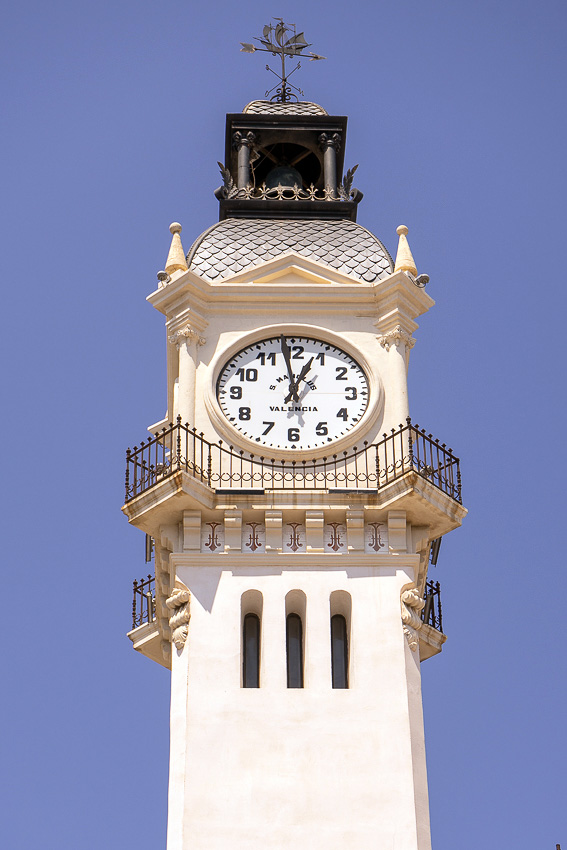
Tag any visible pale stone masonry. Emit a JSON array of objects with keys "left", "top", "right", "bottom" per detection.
[{"left": 123, "top": 96, "right": 466, "bottom": 850}]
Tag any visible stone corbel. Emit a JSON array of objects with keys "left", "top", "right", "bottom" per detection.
[
  {"left": 379, "top": 325, "right": 416, "bottom": 353},
  {"left": 265, "top": 510, "right": 283, "bottom": 553},
  {"left": 166, "top": 580, "right": 191, "bottom": 651},
  {"left": 401, "top": 584, "right": 425, "bottom": 652}
]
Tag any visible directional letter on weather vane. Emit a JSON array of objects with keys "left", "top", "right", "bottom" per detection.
[{"left": 240, "top": 18, "right": 326, "bottom": 103}]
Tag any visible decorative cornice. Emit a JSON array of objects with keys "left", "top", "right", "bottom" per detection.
[
  {"left": 401, "top": 585, "right": 425, "bottom": 652},
  {"left": 166, "top": 581, "right": 191, "bottom": 650},
  {"left": 168, "top": 326, "right": 206, "bottom": 348},
  {"left": 379, "top": 325, "right": 416, "bottom": 352}
]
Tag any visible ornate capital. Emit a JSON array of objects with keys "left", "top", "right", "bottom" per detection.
[
  {"left": 401, "top": 585, "right": 425, "bottom": 652},
  {"left": 168, "top": 326, "right": 206, "bottom": 348},
  {"left": 379, "top": 325, "right": 416, "bottom": 352},
  {"left": 166, "top": 581, "right": 191, "bottom": 651},
  {"left": 232, "top": 130, "right": 256, "bottom": 149},
  {"left": 318, "top": 131, "right": 341, "bottom": 152}
]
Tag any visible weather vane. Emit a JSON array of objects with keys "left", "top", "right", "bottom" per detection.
[{"left": 240, "top": 19, "right": 325, "bottom": 103}]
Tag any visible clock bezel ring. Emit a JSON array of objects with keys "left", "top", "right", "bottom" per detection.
[{"left": 204, "top": 323, "right": 384, "bottom": 459}]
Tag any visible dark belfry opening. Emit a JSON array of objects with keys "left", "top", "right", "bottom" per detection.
[{"left": 254, "top": 142, "right": 322, "bottom": 189}]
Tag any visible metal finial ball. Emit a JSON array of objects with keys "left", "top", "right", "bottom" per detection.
[
  {"left": 396, "top": 225, "right": 409, "bottom": 236},
  {"left": 170, "top": 222, "right": 182, "bottom": 235}
]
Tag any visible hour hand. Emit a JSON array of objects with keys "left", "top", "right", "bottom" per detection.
[{"left": 296, "top": 357, "right": 313, "bottom": 385}]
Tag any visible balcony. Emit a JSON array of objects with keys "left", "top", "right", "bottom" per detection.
[
  {"left": 128, "top": 573, "right": 444, "bottom": 663},
  {"left": 124, "top": 417, "right": 462, "bottom": 504},
  {"left": 129, "top": 574, "right": 443, "bottom": 634},
  {"left": 132, "top": 574, "right": 155, "bottom": 628},
  {"left": 422, "top": 580, "right": 443, "bottom": 633},
  {"left": 127, "top": 574, "right": 166, "bottom": 667}
]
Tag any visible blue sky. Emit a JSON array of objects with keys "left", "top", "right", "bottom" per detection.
[{"left": 1, "top": 1, "right": 565, "bottom": 847}]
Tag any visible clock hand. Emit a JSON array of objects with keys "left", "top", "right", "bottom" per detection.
[
  {"left": 284, "top": 357, "right": 314, "bottom": 402},
  {"left": 296, "top": 357, "right": 313, "bottom": 385},
  {"left": 280, "top": 335, "right": 299, "bottom": 402}
]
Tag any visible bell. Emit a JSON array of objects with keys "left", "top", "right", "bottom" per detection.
[{"left": 264, "top": 164, "right": 303, "bottom": 190}]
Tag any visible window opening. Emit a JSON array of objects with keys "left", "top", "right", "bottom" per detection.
[
  {"left": 243, "top": 613, "right": 260, "bottom": 688},
  {"left": 286, "top": 613, "right": 304, "bottom": 688},
  {"left": 331, "top": 614, "right": 348, "bottom": 689}
]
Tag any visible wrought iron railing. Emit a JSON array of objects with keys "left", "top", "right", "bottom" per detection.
[
  {"left": 219, "top": 182, "right": 360, "bottom": 203},
  {"left": 421, "top": 580, "right": 443, "bottom": 633},
  {"left": 125, "top": 417, "right": 461, "bottom": 504},
  {"left": 132, "top": 575, "right": 155, "bottom": 629}
]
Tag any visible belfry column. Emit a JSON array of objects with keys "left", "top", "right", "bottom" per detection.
[
  {"left": 169, "top": 327, "right": 205, "bottom": 427},
  {"left": 318, "top": 132, "right": 340, "bottom": 195},
  {"left": 233, "top": 131, "right": 256, "bottom": 189}
]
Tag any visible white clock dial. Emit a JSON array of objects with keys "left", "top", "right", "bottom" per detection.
[{"left": 216, "top": 336, "right": 369, "bottom": 451}]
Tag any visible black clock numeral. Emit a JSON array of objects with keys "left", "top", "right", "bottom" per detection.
[
  {"left": 236, "top": 368, "right": 258, "bottom": 382},
  {"left": 291, "top": 346, "right": 304, "bottom": 359},
  {"left": 256, "top": 352, "right": 276, "bottom": 366},
  {"left": 288, "top": 427, "right": 300, "bottom": 442},
  {"left": 315, "top": 422, "right": 328, "bottom": 436},
  {"left": 262, "top": 422, "right": 275, "bottom": 435},
  {"left": 336, "top": 408, "right": 348, "bottom": 421},
  {"left": 315, "top": 352, "right": 325, "bottom": 365},
  {"left": 230, "top": 386, "right": 242, "bottom": 399},
  {"left": 345, "top": 387, "right": 357, "bottom": 400},
  {"left": 335, "top": 367, "right": 348, "bottom": 380},
  {"left": 239, "top": 407, "right": 251, "bottom": 421}
]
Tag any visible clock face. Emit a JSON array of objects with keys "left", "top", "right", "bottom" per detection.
[{"left": 216, "top": 335, "right": 369, "bottom": 451}]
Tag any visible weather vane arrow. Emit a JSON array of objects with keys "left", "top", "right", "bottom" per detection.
[{"left": 240, "top": 19, "right": 325, "bottom": 103}]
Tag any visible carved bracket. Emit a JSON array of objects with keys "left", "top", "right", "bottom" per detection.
[
  {"left": 401, "top": 585, "right": 425, "bottom": 652},
  {"left": 232, "top": 130, "right": 256, "bottom": 149},
  {"left": 166, "top": 580, "right": 191, "bottom": 650},
  {"left": 318, "top": 131, "right": 341, "bottom": 152},
  {"left": 168, "top": 326, "right": 206, "bottom": 349},
  {"left": 379, "top": 325, "right": 416, "bottom": 352}
]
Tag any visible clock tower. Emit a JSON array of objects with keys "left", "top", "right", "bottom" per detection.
[{"left": 123, "top": 22, "right": 466, "bottom": 850}]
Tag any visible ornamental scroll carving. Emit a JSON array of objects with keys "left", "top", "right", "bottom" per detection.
[
  {"left": 168, "top": 326, "right": 206, "bottom": 349},
  {"left": 165, "top": 580, "right": 191, "bottom": 650},
  {"left": 401, "top": 585, "right": 425, "bottom": 652},
  {"left": 379, "top": 325, "right": 416, "bottom": 352}
]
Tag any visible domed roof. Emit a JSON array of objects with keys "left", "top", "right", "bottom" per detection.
[
  {"left": 186, "top": 218, "right": 394, "bottom": 283},
  {"left": 243, "top": 100, "right": 328, "bottom": 115}
]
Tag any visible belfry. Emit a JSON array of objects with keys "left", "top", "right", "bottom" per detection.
[{"left": 123, "top": 21, "right": 466, "bottom": 850}]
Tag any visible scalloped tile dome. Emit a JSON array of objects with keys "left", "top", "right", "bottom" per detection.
[
  {"left": 186, "top": 219, "right": 394, "bottom": 283},
  {"left": 243, "top": 100, "right": 328, "bottom": 116}
]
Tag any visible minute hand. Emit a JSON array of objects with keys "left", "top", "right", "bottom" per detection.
[{"left": 280, "top": 335, "right": 299, "bottom": 402}]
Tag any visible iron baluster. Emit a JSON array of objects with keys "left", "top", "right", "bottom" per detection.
[
  {"left": 132, "top": 579, "right": 138, "bottom": 628},
  {"left": 176, "top": 415, "right": 182, "bottom": 468},
  {"left": 125, "top": 448, "right": 131, "bottom": 500},
  {"left": 436, "top": 581, "right": 443, "bottom": 631},
  {"left": 407, "top": 417, "right": 414, "bottom": 471}
]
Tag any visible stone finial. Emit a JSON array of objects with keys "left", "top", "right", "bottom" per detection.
[
  {"left": 165, "top": 222, "right": 188, "bottom": 275},
  {"left": 394, "top": 224, "right": 418, "bottom": 276}
]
